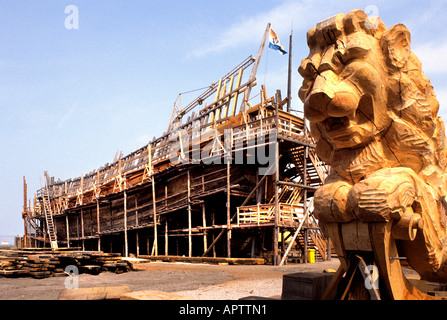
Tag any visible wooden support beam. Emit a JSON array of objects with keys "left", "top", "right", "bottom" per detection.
[
  {"left": 165, "top": 220, "right": 168, "bottom": 255},
  {"left": 124, "top": 190, "right": 128, "bottom": 257},
  {"left": 230, "top": 68, "right": 243, "bottom": 117},
  {"left": 187, "top": 170, "right": 192, "bottom": 257},
  {"left": 202, "top": 203, "right": 207, "bottom": 254},
  {"left": 136, "top": 231, "right": 139, "bottom": 257},
  {"left": 226, "top": 162, "right": 231, "bottom": 258},
  {"left": 202, "top": 229, "right": 225, "bottom": 257},
  {"left": 273, "top": 92, "right": 280, "bottom": 266},
  {"left": 66, "top": 215, "right": 70, "bottom": 248},
  {"left": 150, "top": 144, "right": 158, "bottom": 257},
  {"left": 23, "top": 177, "right": 28, "bottom": 248},
  {"left": 81, "top": 209, "right": 85, "bottom": 251},
  {"left": 276, "top": 180, "right": 317, "bottom": 191},
  {"left": 222, "top": 75, "right": 234, "bottom": 118}
]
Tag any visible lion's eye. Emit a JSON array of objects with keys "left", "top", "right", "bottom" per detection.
[
  {"left": 339, "top": 46, "right": 370, "bottom": 65},
  {"left": 332, "top": 51, "right": 345, "bottom": 69},
  {"left": 299, "top": 59, "right": 319, "bottom": 80},
  {"left": 308, "top": 63, "right": 320, "bottom": 78}
]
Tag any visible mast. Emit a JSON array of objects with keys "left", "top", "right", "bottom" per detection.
[{"left": 287, "top": 28, "right": 293, "bottom": 112}]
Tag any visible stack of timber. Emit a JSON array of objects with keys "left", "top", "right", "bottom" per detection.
[{"left": 0, "top": 249, "right": 133, "bottom": 279}]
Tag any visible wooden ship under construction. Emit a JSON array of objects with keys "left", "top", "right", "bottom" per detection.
[{"left": 21, "top": 24, "right": 330, "bottom": 265}]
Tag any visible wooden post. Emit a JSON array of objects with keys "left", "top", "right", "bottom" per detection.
[
  {"left": 135, "top": 195, "right": 139, "bottom": 226},
  {"left": 135, "top": 195, "right": 139, "bottom": 256},
  {"left": 187, "top": 170, "right": 192, "bottom": 257},
  {"left": 273, "top": 92, "right": 280, "bottom": 265},
  {"left": 136, "top": 231, "right": 139, "bottom": 257},
  {"left": 96, "top": 198, "right": 101, "bottom": 251},
  {"left": 303, "top": 147, "right": 308, "bottom": 263},
  {"left": 165, "top": 186, "right": 168, "bottom": 207},
  {"left": 76, "top": 214, "right": 79, "bottom": 248},
  {"left": 201, "top": 176, "right": 207, "bottom": 254},
  {"left": 226, "top": 162, "right": 231, "bottom": 258},
  {"left": 81, "top": 209, "right": 85, "bottom": 251},
  {"left": 212, "top": 211, "right": 216, "bottom": 257},
  {"left": 151, "top": 173, "right": 158, "bottom": 256},
  {"left": 150, "top": 229, "right": 151, "bottom": 255},
  {"left": 124, "top": 190, "right": 128, "bottom": 257},
  {"left": 90, "top": 209, "right": 93, "bottom": 239},
  {"left": 164, "top": 186, "right": 168, "bottom": 255},
  {"left": 302, "top": 113, "right": 309, "bottom": 263},
  {"left": 230, "top": 68, "right": 243, "bottom": 117},
  {"left": 202, "top": 203, "right": 207, "bottom": 254},
  {"left": 66, "top": 215, "right": 70, "bottom": 248},
  {"left": 23, "top": 218, "right": 28, "bottom": 249},
  {"left": 96, "top": 200, "right": 101, "bottom": 251},
  {"left": 109, "top": 202, "right": 113, "bottom": 231},
  {"left": 165, "top": 220, "right": 168, "bottom": 255},
  {"left": 304, "top": 228, "right": 308, "bottom": 263},
  {"left": 22, "top": 177, "right": 28, "bottom": 248}
]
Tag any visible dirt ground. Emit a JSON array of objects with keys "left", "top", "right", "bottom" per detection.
[{"left": 0, "top": 259, "right": 340, "bottom": 300}]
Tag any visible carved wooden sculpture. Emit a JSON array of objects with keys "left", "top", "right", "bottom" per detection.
[{"left": 299, "top": 9, "right": 447, "bottom": 299}]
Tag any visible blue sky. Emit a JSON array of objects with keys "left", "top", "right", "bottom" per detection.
[{"left": 1, "top": 0, "right": 446, "bottom": 244}]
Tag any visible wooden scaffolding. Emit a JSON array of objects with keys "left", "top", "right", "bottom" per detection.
[{"left": 21, "top": 25, "right": 330, "bottom": 265}]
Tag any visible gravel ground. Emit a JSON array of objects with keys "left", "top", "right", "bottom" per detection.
[{"left": 0, "top": 259, "right": 340, "bottom": 300}]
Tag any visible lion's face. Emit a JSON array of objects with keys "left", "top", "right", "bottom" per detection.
[
  {"left": 300, "top": 32, "right": 389, "bottom": 149},
  {"left": 298, "top": 10, "right": 403, "bottom": 151}
]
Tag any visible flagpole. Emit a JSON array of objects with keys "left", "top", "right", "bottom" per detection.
[{"left": 286, "top": 28, "right": 293, "bottom": 112}]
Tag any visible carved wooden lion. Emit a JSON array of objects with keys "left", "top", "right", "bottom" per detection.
[{"left": 299, "top": 9, "right": 447, "bottom": 287}]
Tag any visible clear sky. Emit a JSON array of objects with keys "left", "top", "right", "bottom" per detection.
[{"left": 1, "top": 0, "right": 446, "bottom": 244}]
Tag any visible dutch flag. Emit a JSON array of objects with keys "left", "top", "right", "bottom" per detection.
[{"left": 268, "top": 28, "right": 287, "bottom": 55}]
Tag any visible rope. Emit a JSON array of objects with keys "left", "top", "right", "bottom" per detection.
[{"left": 179, "top": 85, "right": 211, "bottom": 96}]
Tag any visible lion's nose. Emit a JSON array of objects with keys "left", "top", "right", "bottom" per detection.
[
  {"left": 304, "top": 76, "right": 361, "bottom": 122},
  {"left": 304, "top": 90, "right": 333, "bottom": 122},
  {"left": 327, "top": 91, "right": 361, "bottom": 118}
]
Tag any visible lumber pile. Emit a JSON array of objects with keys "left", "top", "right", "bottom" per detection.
[{"left": 0, "top": 249, "right": 133, "bottom": 279}]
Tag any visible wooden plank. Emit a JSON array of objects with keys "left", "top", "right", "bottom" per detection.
[
  {"left": 139, "top": 255, "right": 265, "bottom": 265},
  {"left": 120, "top": 290, "right": 194, "bottom": 300},
  {"left": 58, "top": 286, "right": 132, "bottom": 300}
]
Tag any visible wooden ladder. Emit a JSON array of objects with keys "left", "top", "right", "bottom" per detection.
[
  {"left": 41, "top": 188, "right": 58, "bottom": 249},
  {"left": 288, "top": 146, "right": 327, "bottom": 187}
]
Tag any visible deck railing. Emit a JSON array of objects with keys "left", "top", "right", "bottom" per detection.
[{"left": 236, "top": 203, "right": 305, "bottom": 226}]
